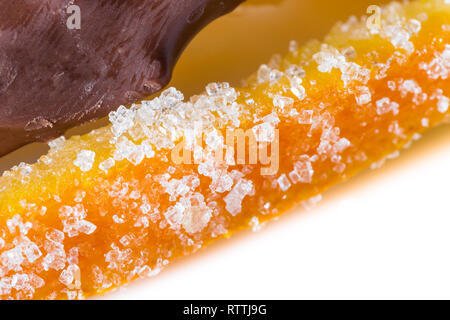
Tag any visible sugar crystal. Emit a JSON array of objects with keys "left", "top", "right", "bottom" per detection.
[
  {"left": 376, "top": 97, "right": 399, "bottom": 115},
  {"left": 277, "top": 174, "right": 291, "bottom": 192},
  {"left": 74, "top": 150, "right": 96, "bottom": 172},
  {"left": 224, "top": 179, "right": 255, "bottom": 216}
]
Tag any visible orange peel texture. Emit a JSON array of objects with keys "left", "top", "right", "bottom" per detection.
[{"left": 0, "top": 0, "right": 449, "bottom": 300}]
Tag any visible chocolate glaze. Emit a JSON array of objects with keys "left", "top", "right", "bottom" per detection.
[{"left": 0, "top": 0, "right": 244, "bottom": 156}]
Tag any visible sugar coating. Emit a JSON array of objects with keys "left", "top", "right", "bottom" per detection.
[
  {"left": 419, "top": 44, "right": 450, "bottom": 80},
  {"left": 354, "top": 86, "right": 372, "bottom": 106},
  {"left": 74, "top": 150, "right": 96, "bottom": 172},
  {"left": 59, "top": 205, "right": 97, "bottom": 238},
  {"left": 437, "top": 95, "right": 449, "bottom": 113},
  {"left": 376, "top": 97, "right": 400, "bottom": 115},
  {"left": 313, "top": 44, "right": 370, "bottom": 87},
  {"left": 224, "top": 179, "right": 255, "bottom": 216},
  {"left": 277, "top": 174, "right": 291, "bottom": 191}
]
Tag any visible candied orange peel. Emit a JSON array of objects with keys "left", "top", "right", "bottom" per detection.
[{"left": 0, "top": 0, "right": 449, "bottom": 300}]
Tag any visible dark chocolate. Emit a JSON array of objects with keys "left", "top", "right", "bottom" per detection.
[{"left": 0, "top": 0, "right": 244, "bottom": 156}]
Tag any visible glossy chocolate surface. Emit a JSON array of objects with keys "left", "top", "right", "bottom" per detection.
[{"left": 0, "top": 0, "right": 244, "bottom": 156}]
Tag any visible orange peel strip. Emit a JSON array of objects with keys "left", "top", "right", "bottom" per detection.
[{"left": 0, "top": 0, "right": 449, "bottom": 300}]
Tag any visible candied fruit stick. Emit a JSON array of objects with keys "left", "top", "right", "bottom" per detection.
[{"left": 0, "top": 0, "right": 449, "bottom": 300}]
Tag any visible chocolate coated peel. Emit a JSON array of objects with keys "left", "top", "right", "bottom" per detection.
[{"left": 0, "top": 0, "right": 244, "bottom": 156}]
